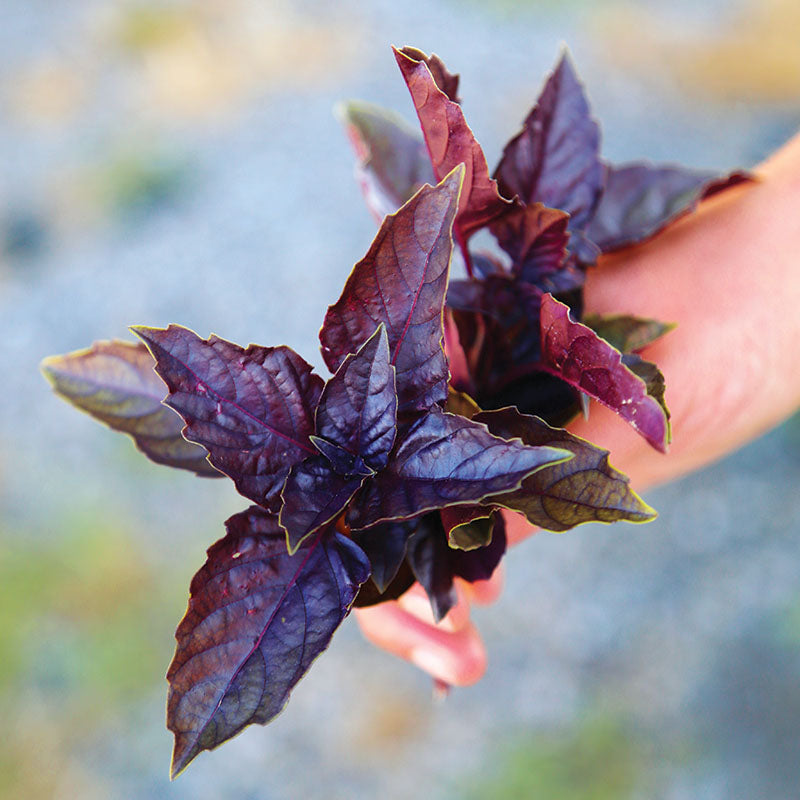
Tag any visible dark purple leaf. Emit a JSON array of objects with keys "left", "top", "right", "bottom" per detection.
[
  {"left": 310, "top": 437, "right": 374, "bottom": 478},
  {"left": 489, "top": 202, "right": 570, "bottom": 284},
  {"left": 320, "top": 169, "right": 462, "bottom": 414},
  {"left": 476, "top": 407, "right": 656, "bottom": 531},
  {"left": 407, "top": 512, "right": 507, "bottom": 621},
  {"left": 315, "top": 324, "right": 396, "bottom": 471},
  {"left": 352, "top": 560, "right": 416, "bottom": 608},
  {"left": 133, "top": 325, "right": 323, "bottom": 511},
  {"left": 280, "top": 325, "right": 398, "bottom": 551},
  {"left": 539, "top": 294, "right": 670, "bottom": 452},
  {"left": 449, "top": 275, "right": 571, "bottom": 414},
  {"left": 166, "top": 506, "right": 370, "bottom": 777},
  {"left": 495, "top": 52, "right": 603, "bottom": 257},
  {"left": 338, "top": 100, "right": 435, "bottom": 219},
  {"left": 41, "top": 340, "right": 220, "bottom": 477},
  {"left": 440, "top": 506, "right": 495, "bottom": 550},
  {"left": 279, "top": 456, "right": 365, "bottom": 553},
  {"left": 583, "top": 313, "right": 675, "bottom": 353},
  {"left": 351, "top": 519, "right": 417, "bottom": 593},
  {"left": 588, "top": 163, "right": 752, "bottom": 252},
  {"left": 347, "top": 407, "right": 571, "bottom": 529},
  {"left": 394, "top": 46, "right": 512, "bottom": 238}
]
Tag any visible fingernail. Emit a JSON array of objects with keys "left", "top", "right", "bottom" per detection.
[
  {"left": 398, "top": 593, "right": 457, "bottom": 631},
  {"left": 410, "top": 647, "right": 452, "bottom": 683}
]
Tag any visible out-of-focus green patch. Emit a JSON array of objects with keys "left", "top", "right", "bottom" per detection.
[
  {"left": 775, "top": 595, "right": 800, "bottom": 647},
  {"left": 0, "top": 510, "right": 182, "bottom": 798},
  {"left": 92, "top": 148, "right": 192, "bottom": 219},
  {"left": 0, "top": 511, "right": 173, "bottom": 702},
  {"left": 459, "top": 716, "right": 648, "bottom": 800}
]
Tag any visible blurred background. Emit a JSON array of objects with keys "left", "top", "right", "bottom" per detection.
[{"left": 2, "top": 0, "right": 800, "bottom": 797}]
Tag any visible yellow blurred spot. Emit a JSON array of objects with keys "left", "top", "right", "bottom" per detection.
[{"left": 594, "top": 0, "right": 800, "bottom": 104}]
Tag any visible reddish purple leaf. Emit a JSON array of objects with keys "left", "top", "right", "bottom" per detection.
[
  {"left": 394, "top": 46, "right": 512, "bottom": 239},
  {"left": 399, "top": 46, "right": 461, "bottom": 102},
  {"left": 588, "top": 163, "right": 752, "bottom": 253},
  {"left": 338, "top": 100, "right": 435, "bottom": 220},
  {"left": 320, "top": 169, "right": 462, "bottom": 414},
  {"left": 407, "top": 511, "right": 506, "bottom": 621},
  {"left": 622, "top": 353, "right": 671, "bottom": 424},
  {"left": 495, "top": 52, "right": 603, "bottom": 259},
  {"left": 489, "top": 202, "right": 570, "bottom": 284},
  {"left": 314, "top": 324, "right": 397, "bottom": 472},
  {"left": 476, "top": 407, "right": 656, "bottom": 531},
  {"left": 41, "top": 340, "right": 220, "bottom": 477},
  {"left": 347, "top": 407, "right": 571, "bottom": 529},
  {"left": 540, "top": 294, "right": 670, "bottom": 452},
  {"left": 133, "top": 325, "right": 323, "bottom": 511},
  {"left": 167, "top": 506, "right": 370, "bottom": 777},
  {"left": 583, "top": 313, "right": 676, "bottom": 353}
]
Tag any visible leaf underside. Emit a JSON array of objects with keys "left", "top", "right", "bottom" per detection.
[
  {"left": 587, "top": 162, "right": 752, "bottom": 252},
  {"left": 167, "top": 507, "right": 370, "bottom": 777},
  {"left": 41, "top": 340, "right": 220, "bottom": 477},
  {"left": 338, "top": 100, "right": 435, "bottom": 220},
  {"left": 476, "top": 407, "right": 656, "bottom": 531}
]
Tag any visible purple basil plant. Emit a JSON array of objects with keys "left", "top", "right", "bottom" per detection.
[{"left": 41, "top": 45, "right": 746, "bottom": 777}]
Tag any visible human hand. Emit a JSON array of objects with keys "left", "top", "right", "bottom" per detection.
[{"left": 356, "top": 134, "right": 800, "bottom": 686}]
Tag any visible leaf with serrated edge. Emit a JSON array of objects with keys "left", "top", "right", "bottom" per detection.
[
  {"left": 167, "top": 507, "right": 370, "bottom": 777},
  {"left": 320, "top": 169, "right": 463, "bottom": 414},
  {"left": 337, "top": 100, "right": 435, "bottom": 220},
  {"left": 41, "top": 340, "right": 220, "bottom": 477},
  {"left": 315, "top": 324, "right": 397, "bottom": 471},
  {"left": 495, "top": 51, "right": 603, "bottom": 261},
  {"left": 133, "top": 325, "right": 323, "bottom": 511},
  {"left": 347, "top": 407, "right": 571, "bottom": 530},
  {"left": 583, "top": 313, "right": 675, "bottom": 353},
  {"left": 476, "top": 407, "right": 656, "bottom": 531},
  {"left": 587, "top": 162, "right": 752, "bottom": 253},
  {"left": 394, "top": 46, "right": 512, "bottom": 238},
  {"left": 540, "top": 294, "right": 670, "bottom": 452}
]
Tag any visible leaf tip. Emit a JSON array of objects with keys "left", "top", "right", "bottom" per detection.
[
  {"left": 441, "top": 162, "right": 466, "bottom": 203},
  {"left": 39, "top": 354, "right": 60, "bottom": 384},
  {"left": 169, "top": 741, "right": 196, "bottom": 780}
]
